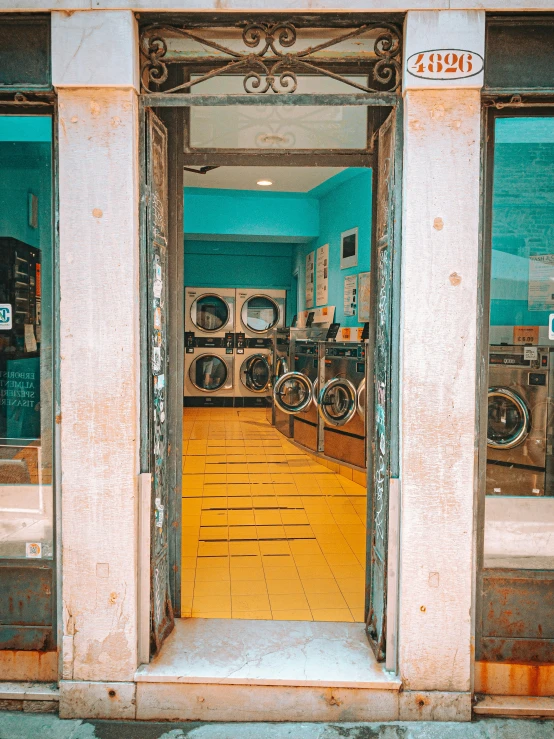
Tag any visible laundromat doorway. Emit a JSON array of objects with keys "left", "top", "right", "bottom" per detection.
[{"left": 139, "top": 14, "right": 403, "bottom": 670}]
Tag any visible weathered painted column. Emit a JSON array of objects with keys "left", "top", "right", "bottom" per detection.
[
  {"left": 397, "top": 11, "right": 485, "bottom": 721},
  {"left": 52, "top": 11, "right": 141, "bottom": 719}
]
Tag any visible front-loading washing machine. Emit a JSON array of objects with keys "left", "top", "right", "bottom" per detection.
[
  {"left": 235, "top": 288, "right": 285, "bottom": 339},
  {"left": 273, "top": 328, "right": 326, "bottom": 452},
  {"left": 318, "top": 341, "right": 367, "bottom": 469},
  {"left": 267, "top": 328, "right": 292, "bottom": 436},
  {"left": 487, "top": 345, "right": 550, "bottom": 496},
  {"left": 185, "top": 287, "right": 235, "bottom": 337},
  {"left": 184, "top": 348, "right": 234, "bottom": 407},
  {"left": 235, "top": 346, "right": 273, "bottom": 408}
]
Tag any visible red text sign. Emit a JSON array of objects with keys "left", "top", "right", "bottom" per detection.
[{"left": 407, "top": 50, "right": 484, "bottom": 81}]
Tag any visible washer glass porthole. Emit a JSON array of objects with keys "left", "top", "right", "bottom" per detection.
[
  {"left": 273, "top": 372, "right": 313, "bottom": 414},
  {"left": 487, "top": 387, "right": 530, "bottom": 449},
  {"left": 243, "top": 355, "right": 270, "bottom": 392},
  {"left": 192, "top": 294, "right": 229, "bottom": 332},
  {"left": 242, "top": 295, "right": 279, "bottom": 333},
  {"left": 318, "top": 378, "right": 357, "bottom": 426},
  {"left": 190, "top": 354, "right": 228, "bottom": 392}
]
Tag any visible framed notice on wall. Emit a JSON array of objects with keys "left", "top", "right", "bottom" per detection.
[
  {"left": 306, "top": 251, "right": 315, "bottom": 308},
  {"left": 316, "top": 244, "right": 329, "bottom": 306},
  {"left": 341, "top": 227, "right": 358, "bottom": 269}
]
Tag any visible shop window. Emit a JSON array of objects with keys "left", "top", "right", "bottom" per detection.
[
  {"left": 0, "top": 115, "right": 53, "bottom": 559},
  {"left": 484, "top": 115, "right": 554, "bottom": 576}
]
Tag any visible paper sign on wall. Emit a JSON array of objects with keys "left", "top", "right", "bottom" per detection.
[
  {"left": 316, "top": 244, "right": 329, "bottom": 306},
  {"left": 306, "top": 251, "right": 315, "bottom": 309},
  {"left": 344, "top": 274, "right": 357, "bottom": 317},
  {"left": 513, "top": 325, "right": 539, "bottom": 345},
  {"left": 358, "top": 272, "right": 371, "bottom": 322},
  {"left": 528, "top": 254, "right": 554, "bottom": 311}
]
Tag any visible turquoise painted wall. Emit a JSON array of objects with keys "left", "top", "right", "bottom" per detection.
[
  {"left": 490, "top": 119, "right": 554, "bottom": 329},
  {"left": 184, "top": 187, "right": 319, "bottom": 243},
  {"left": 183, "top": 169, "right": 372, "bottom": 329},
  {"left": 293, "top": 169, "right": 372, "bottom": 329},
  {"left": 184, "top": 241, "right": 298, "bottom": 325}
]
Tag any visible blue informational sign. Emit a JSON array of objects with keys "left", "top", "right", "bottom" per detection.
[
  {"left": 0, "top": 304, "right": 12, "bottom": 330},
  {"left": 549, "top": 314, "right": 554, "bottom": 341}
]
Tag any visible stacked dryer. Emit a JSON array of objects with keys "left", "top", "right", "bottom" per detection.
[
  {"left": 184, "top": 288, "right": 235, "bottom": 406},
  {"left": 234, "top": 288, "right": 286, "bottom": 407}
]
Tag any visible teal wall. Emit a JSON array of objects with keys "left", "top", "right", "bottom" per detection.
[
  {"left": 490, "top": 119, "right": 554, "bottom": 329},
  {"left": 184, "top": 188, "right": 319, "bottom": 243},
  {"left": 184, "top": 169, "right": 372, "bottom": 329},
  {"left": 293, "top": 169, "right": 372, "bottom": 328}
]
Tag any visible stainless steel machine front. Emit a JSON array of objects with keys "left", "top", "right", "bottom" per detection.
[
  {"left": 267, "top": 328, "right": 293, "bottom": 436},
  {"left": 318, "top": 341, "right": 367, "bottom": 469},
  {"left": 487, "top": 345, "right": 551, "bottom": 496}
]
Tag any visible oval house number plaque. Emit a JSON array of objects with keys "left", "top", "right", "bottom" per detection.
[{"left": 407, "top": 49, "right": 484, "bottom": 80}]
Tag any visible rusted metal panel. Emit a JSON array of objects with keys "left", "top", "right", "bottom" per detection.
[
  {"left": 146, "top": 110, "right": 175, "bottom": 656},
  {"left": 0, "top": 561, "right": 54, "bottom": 650},
  {"left": 142, "top": 93, "right": 398, "bottom": 107},
  {"left": 478, "top": 568, "right": 554, "bottom": 663}
]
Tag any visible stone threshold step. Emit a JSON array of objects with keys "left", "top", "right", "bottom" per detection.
[
  {"left": 474, "top": 695, "right": 554, "bottom": 717},
  {"left": 0, "top": 682, "right": 59, "bottom": 701},
  {"left": 136, "top": 618, "right": 401, "bottom": 690}
]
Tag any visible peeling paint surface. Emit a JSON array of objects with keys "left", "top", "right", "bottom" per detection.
[{"left": 58, "top": 89, "right": 140, "bottom": 682}]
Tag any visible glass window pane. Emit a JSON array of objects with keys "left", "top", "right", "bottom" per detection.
[
  {"left": 189, "top": 76, "right": 367, "bottom": 150},
  {"left": 193, "top": 294, "right": 229, "bottom": 331},
  {"left": 191, "top": 355, "right": 227, "bottom": 391},
  {"left": 0, "top": 115, "right": 53, "bottom": 559},
  {"left": 486, "top": 116, "right": 554, "bottom": 571},
  {"left": 242, "top": 296, "right": 278, "bottom": 332}
]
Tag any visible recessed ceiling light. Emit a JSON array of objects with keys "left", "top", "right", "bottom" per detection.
[{"left": 257, "top": 179, "right": 273, "bottom": 187}]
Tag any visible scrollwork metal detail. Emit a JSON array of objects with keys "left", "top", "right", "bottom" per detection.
[{"left": 140, "top": 20, "right": 401, "bottom": 95}]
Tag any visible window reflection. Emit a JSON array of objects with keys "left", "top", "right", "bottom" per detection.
[{"left": 0, "top": 116, "right": 52, "bottom": 559}]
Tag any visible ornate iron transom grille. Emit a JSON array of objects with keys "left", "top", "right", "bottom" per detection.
[{"left": 140, "top": 20, "right": 402, "bottom": 95}]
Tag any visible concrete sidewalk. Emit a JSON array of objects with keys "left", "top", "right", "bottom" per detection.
[{"left": 0, "top": 713, "right": 553, "bottom": 739}]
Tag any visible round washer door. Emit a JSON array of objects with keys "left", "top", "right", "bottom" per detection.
[
  {"left": 241, "top": 354, "right": 271, "bottom": 393},
  {"left": 189, "top": 353, "right": 229, "bottom": 393},
  {"left": 357, "top": 378, "right": 366, "bottom": 421},
  {"left": 273, "top": 371, "right": 313, "bottom": 414},
  {"left": 241, "top": 295, "right": 280, "bottom": 334},
  {"left": 190, "top": 293, "right": 230, "bottom": 333},
  {"left": 487, "top": 386, "right": 530, "bottom": 449},
  {"left": 318, "top": 377, "right": 357, "bottom": 427}
]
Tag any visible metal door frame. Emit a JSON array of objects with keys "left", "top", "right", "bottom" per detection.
[
  {"left": 139, "top": 12, "right": 404, "bottom": 666},
  {"left": 475, "top": 97, "right": 554, "bottom": 671},
  {"left": 0, "top": 94, "right": 60, "bottom": 673}
]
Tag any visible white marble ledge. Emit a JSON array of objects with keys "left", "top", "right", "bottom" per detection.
[
  {"left": 136, "top": 618, "right": 401, "bottom": 690},
  {"left": 0, "top": 682, "right": 60, "bottom": 701}
]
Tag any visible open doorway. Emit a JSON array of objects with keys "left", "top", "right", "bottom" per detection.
[
  {"left": 140, "top": 14, "right": 402, "bottom": 665},
  {"left": 181, "top": 165, "right": 371, "bottom": 622}
]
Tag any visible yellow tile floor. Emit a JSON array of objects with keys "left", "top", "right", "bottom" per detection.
[{"left": 182, "top": 407, "right": 367, "bottom": 622}]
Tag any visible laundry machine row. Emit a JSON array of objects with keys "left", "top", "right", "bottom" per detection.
[
  {"left": 183, "top": 287, "right": 286, "bottom": 407},
  {"left": 272, "top": 334, "right": 368, "bottom": 471}
]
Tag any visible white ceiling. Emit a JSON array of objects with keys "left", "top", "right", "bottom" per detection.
[{"left": 183, "top": 166, "right": 344, "bottom": 193}]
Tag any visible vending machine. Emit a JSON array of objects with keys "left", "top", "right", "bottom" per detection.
[{"left": 0, "top": 237, "right": 41, "bottom": 441}]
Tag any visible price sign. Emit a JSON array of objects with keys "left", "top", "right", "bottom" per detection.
[
  {"left": 407, "top": 49, "right": 484, "bottom": 81},
  {"left": 513, "top": 325, "right": 539, "bottom": 346}
]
